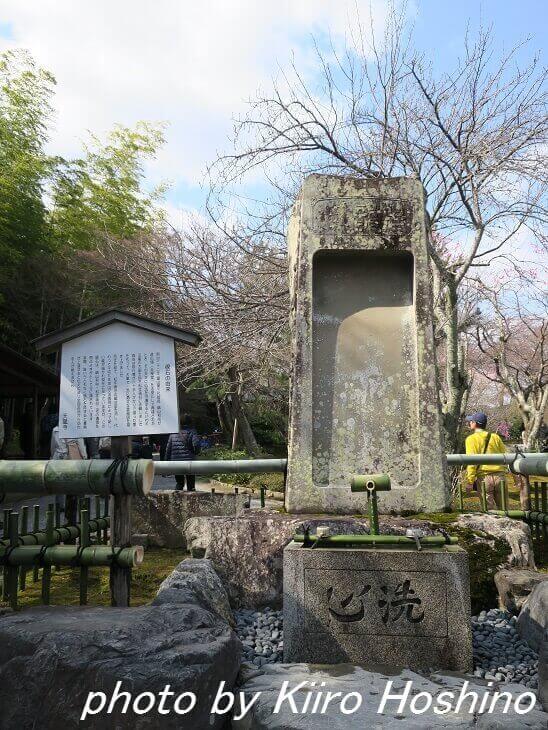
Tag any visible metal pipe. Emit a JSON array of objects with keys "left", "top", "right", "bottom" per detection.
[
  {"left": 446, "top": 453, "right": 546, "bottom": 466},
  {"left": 156, "top": 455, "right": 546, "bottom": 476},
  {"left": 155, "top": 458, "right": 287, "bottom": 475},
  {"left": 292, "top": 534, "right": 458, "bottom": 546}
]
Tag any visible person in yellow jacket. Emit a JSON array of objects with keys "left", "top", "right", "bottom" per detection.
[{"left": 464, "top": 411, "right": 507, "bottom": 509}]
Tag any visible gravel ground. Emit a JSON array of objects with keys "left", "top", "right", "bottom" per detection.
[
  {"left": 234, "top": 608, "right": 283, "bottom": 668},
  {"left": 235, "top": 606, "right": 539, "bottom": 688},
  {"left": 472, "top": 608, "right": 538, "bottom": 688}
]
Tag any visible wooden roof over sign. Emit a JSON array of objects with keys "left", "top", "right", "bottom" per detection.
[{"left": 33, "top": 309, "right": 201, "bottom": 354}]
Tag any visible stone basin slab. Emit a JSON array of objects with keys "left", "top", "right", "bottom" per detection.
[{"left": 283, "top": 541, "right": 473, "bottom": 672}]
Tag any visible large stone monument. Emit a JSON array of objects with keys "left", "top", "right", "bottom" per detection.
[
  {"left": 283, "top": 175, "right": 472, "bottom": 672},
  {"left": 285, "top": 175, "right": 448, "bottom": 514}
]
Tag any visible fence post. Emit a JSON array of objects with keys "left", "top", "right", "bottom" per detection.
[
  {"left": 2, "top": 508, "right": 11, "bottom": 601},
  {"left": 8, "top": 512, "right": 19, "bottom": 610},
  {"left": 19, "top": 506, "right": 29, "bottom": 591},
  {"left": 32, "top": 505, "right": 40, "bottom": 582},
  {"left": 41, "top": 508, "right": 54, "bottom": 605},
  {"left": 79, "top": 507, "right": 89, "bottom": 606}
]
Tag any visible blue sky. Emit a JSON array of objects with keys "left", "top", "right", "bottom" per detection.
[{"left": 0, "top": 0, "right": 546, "bottom": 223}]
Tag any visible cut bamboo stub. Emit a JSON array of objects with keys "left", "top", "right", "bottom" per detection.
[
  {"left": 350, "top": 474, "right": 392, "bottom": 492},
  {"left": 0, "top": 459, "right": 154, "bottom": 496}
]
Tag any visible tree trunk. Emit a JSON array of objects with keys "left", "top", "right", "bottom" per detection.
[
  {"left": 215, "top": 399, "right": 232, "bottom": 441},
  {"left": 227, "top": 367, "right": 261, "bottom": 456},
  {"left": 441, "top": 279, "right": 469, "bottom": 451},
  {"left": 520, "top": 388, "right": 548, "bottom": 451}
]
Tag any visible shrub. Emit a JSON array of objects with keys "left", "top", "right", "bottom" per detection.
[
  {"left": 200, "top": 446, "right": 254, "bottom": 485},
  {"left": 248, "top": 472, "right": 286, "bottom": 494}
]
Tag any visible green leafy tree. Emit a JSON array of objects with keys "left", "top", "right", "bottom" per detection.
[
  {"left": 0, "top": 48, "right": 167, "bottom": 351},
  {"left": 51, "top": 122, "right": 166, "bottom": 250},
  {"left": 0, "top": 50, "right": 55, "bottom": 338}
]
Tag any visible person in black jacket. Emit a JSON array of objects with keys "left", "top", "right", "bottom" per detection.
[{"left": 165, "top": 414, "right": 201, "bottom": 491}]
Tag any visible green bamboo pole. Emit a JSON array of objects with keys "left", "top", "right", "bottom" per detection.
[
  {"left": 19, "top": 506, "right": 29, "bottom": 591},
  {"left": 458, "top": 480, "right": 464, "bottom": 513},
  {"left": 480, "top": 479, "right": 488, "bottom": 512},
  {"left": 41, "top": 509, "right": 54, "bottom": 605},
  {"left": 0, "top": 544, "right": 143, "bottom": 568},
  {"left": 293, "top": 533, "right": 458, "bottom": 547},
  {"left": 0, "top": 516, "right": 110, "bottom": 548},
  {"left": 367, "top": 491, "right": 380, "bottom": 535},
  {"left": 0, "top": 459, "right": 154, "bottom": 496},
  {"left": 54, "top": 497, "right": 62, "bottom": 571},
  {"left": 542, "top": 483, "right": 547, "bottom": 538},
  {"left": 79, "top": 508, "right": 89, "bottom": 606},
  {"left": 490, "top": 510, "right": 548, "bottom": 524},
  {"left": 103, "top": 497, "right": 109, "bottom": 544},
  {"left": 2, "top": 508, "right": 11, "bottom": 601},
  {"left": 8, "top": 512, "right": 19, "bottom": 610},
  {"left": 533, "top": 481, "right": 541, "bottom": 540},
  {"left": 32, "top": 505, "right": 40, "bottom": 582},
  {"left": 499, "top": 477, "right": 507, "bottom": 513},
  {"left": 54, "top": 499, "right": 61, "bottom": 528}
]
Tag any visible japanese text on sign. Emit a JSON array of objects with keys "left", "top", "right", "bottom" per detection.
[{"left": 59, "top": 323, "right": 178, "bottom": 437}]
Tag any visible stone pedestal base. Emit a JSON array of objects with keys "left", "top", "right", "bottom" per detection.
[{"left": 283, "top": 542, "right": 473, "bottom": 671}]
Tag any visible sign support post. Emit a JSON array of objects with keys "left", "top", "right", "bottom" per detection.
[{"left": 110, "top": 435, "right": 132, "bottom": 607}]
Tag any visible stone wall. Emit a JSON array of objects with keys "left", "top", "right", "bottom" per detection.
[{"left": 132, "top": 490, "right": 247, "bottom": 548}]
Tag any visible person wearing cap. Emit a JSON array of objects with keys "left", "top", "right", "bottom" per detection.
[{"left": 464, "top": 411, "right": 507, "bottom": 509}]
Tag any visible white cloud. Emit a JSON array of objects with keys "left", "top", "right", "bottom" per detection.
[{"left": 0, "top": 0, "right": 390, "bottom": 201}]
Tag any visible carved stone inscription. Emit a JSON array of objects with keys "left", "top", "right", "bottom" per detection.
[
  {"left": 312, "top": 196, "right": 414, "bottom": 244},
  {"left": 304, "top": 569, "right": 448, "bottom": 637}
]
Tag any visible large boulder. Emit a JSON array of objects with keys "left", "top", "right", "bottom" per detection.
[
  {"left": 539, "top": 638, "right": 548, "bottom": 711},
  {"left": 131, "top": 489, "right": 248, "bottom": 548},
  {"left": 517, "top": 582, "right": 548, "bottom": 653},
  {"left": 457, "top": 514, "right": 535, "bottom": 569},
  {"left": 232, "top": 662, "right": 548, "bottom": 728},
  {"left": 455, "top": 514, "right": 537, "bottom": 614},
  {"left": 494, "top": 569, "right": 548, "bottom": 615},
  {"left": 517, "top": 581, "right": 548, "bottom": 711},
  {"left": 0, "top": 603, "right": 241, "bottom": 729},
  {"left": 184, "top": 511, "right": 449, "bottom": 608},
  {"left": 153, "top": 557, "right": 235, "bottom": 626}
]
